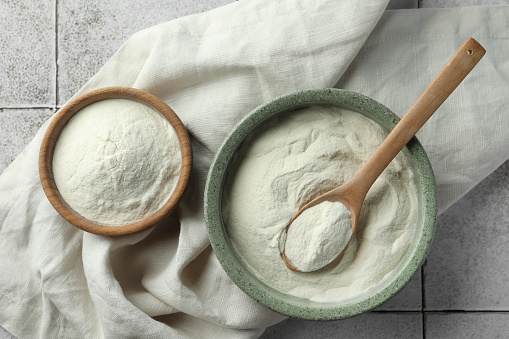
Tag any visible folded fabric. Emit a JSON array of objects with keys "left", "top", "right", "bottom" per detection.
[
  {"left": 337, "top": 6, "right": 509, "bottom": 213},
  {"left": 1, "top": 1, "right": 508, "bottom": 338}
]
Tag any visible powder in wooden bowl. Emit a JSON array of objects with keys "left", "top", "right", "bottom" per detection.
[{"left": 52, "top": 98, "right": 181, "bottom": 226}]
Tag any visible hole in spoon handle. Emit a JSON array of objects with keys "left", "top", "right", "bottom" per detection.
[
  {"left": 385, "top": 38, "right": 486, "bottom": 149},
  {"left": 423, "top": 39, "right": 483, "bottom": 123}
]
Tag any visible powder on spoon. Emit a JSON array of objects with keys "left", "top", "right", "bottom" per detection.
[
  {"left": 284, "top": 201, "right": 352, "bottom": 272},
  {"left": 52, "top": 98, "right": 182, "bottom": 226}
]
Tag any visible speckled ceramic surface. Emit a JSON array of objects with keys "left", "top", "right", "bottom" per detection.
[{"left": 205, "top": 88, "right": 437, "bottom": 320}]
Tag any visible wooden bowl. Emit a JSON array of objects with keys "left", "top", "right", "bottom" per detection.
[{"left": 39, "top": 87, "right": 192, "bottom": 236}]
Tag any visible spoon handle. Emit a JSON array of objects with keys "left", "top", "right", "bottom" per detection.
[{"left": 351, "top": 38, "right": 485, "bottom": 195}]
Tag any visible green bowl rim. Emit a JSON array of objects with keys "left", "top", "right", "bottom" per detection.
[{"left": 204, "top": 88, "right": 437, "bottom": 320}]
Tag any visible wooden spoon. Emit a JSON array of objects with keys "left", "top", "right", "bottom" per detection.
[{"left": 281, "top": 38, "right": 485, "bottom": 272}]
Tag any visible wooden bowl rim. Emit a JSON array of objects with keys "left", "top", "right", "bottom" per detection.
[{"left": 39, "top": 86, "right": 192, "bottom": 236}]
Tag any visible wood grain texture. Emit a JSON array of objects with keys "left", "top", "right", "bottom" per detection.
[{"left": 39, "top": 86, "right": 193, "bottom": 236}]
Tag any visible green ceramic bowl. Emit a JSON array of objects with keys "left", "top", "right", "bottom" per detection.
[{"left": 204, "top": 88, "right": 437, "bottom": 320}]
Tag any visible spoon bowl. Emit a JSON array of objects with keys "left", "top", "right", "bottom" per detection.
[
  {"left": 281, "top": 37, "right": 485, "bottom": 272},
  {"left": 280, "top": 180, "right": 361, "bottom": 271}
]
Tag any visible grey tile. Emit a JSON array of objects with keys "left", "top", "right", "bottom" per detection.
[
  {"left": 0, "top": 326, "right": 15, "bottom": 339},
  {"left": 426, "top": 312, "right": 509, "bottom": 338},
  {"left": 387, "top": 0, "right": 419, "bottom": 9},
  {"left": 0, "top": 108, "right": 54, "bottom": 174},
  {"left": 424, "top": 160, "right": 509, "bottom": 310},
  {"left": 419, "top": 0, "right": 509, "bottom": 7},
  {"left": 260, "top": 312, "right": 422, "bottom": 339},
  {"left": 376, "top": 270, "right": 422, "bottom": 311},
  {"left": 57, "top": 0, "right": 234, "bottom": 104},
  {"left": 0, "top": 1, "right": 55, "bottom": 106}
]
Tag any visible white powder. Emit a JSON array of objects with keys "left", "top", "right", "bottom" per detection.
[
  {"left": 223, "top": 106, "right": 418, "bottom": 302},
  {"left": 284, "top": 201, "right": 352, "bottom": 272},
  {"left": 53, "top": 99, "right": 182, "bottom": 226}
]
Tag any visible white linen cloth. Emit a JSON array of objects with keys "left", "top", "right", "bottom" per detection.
[{"left": 1, "top": 0, "right": 508, "bottom": 338}]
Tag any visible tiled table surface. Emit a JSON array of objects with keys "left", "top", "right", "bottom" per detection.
[{"left": 1, "top": 0, "right": 508, "bottom": 338}]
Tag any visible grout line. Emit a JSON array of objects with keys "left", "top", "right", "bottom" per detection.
[
  {"left": 425, "top": 310, "right": 509, "bottom": 313},
  {"left": 54, "top": 0, "right": 59, "bottom": 107},
  {"left": 0, "top": 106, "right": 57, "bottom": 110},
  {"left": 371, "top": 310, "right": 509, "bottom": 313},
  {"left": 422, "top": 311, "right": 427, "bottom": 339},
  {"left": 422, "top": 262, "right": 426, "bottom": 309},
  {"left": 371, "top": 310, "right": 422, "bottom": 313},
  {"left": 421, "top": 260, "right": 426, "bottom": 338}
]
